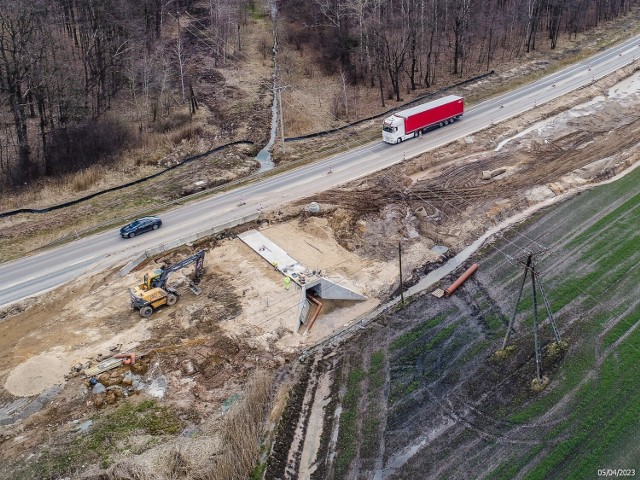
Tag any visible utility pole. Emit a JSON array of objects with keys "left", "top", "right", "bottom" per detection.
[
  {"left": 275, "top": 85, "right": 288, "bottom": 154},
  {"left": 531, "top": 258, "right": 542, "bottom": 383},
  {"left": 502, "top": 254, "right": 532, "bottom": 350},
  {"left": 398, "top": 242, "right": 405, "bottom": 304}
]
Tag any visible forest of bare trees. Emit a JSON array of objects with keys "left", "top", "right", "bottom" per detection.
[
  {"left": 0, "top": 0, "right": 249, "bottom": 187},
  {"left": 0, "top": 0, "right": 636, "bottom": 188},
  {"left": 280, "top": 0, "right": 636, "bottom": 106}
]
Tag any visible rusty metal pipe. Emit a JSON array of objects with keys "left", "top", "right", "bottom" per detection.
[
  {"left": 444, "top": 263, "right": 479, "bottom": 297},
  {"left": 305, "top": 295, "right": 324, "bottom": 332}
]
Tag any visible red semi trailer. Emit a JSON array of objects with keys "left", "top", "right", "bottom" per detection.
[{"left": 382, "top": 95, "right": 464, "bottom": 144}]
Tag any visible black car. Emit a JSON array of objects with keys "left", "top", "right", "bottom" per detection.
[{"left": 120, "top": 216, "right": 162, "bottom": 238}]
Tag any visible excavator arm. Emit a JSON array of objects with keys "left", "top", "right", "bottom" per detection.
[{"left": 155, "top": 250, "right": 205, "bottom": 289}]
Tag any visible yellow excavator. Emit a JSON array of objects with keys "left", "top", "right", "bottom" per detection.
[{"left": 129, "top": 250, "right": 205, "bottom": 317}]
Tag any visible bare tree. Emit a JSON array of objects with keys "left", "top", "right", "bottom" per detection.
[
  {"left": 548, "top": 0, "right": 564, "bottom": 49},
  {"left": 174, "top": 12, "right": 187, "bottom": 102},
  {"left": 451, "top": 0, "right": 470, "bottom": 75},
  {"left": 0, "top": 1, "right": 45, "bottom": 181},
  {"left": 340, "top": 67, "right": 349, "bottom": 118}
]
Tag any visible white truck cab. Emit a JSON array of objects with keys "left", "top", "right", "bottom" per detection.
[{"left": 382, "top": 115, "right": 412, "bottom": 144}]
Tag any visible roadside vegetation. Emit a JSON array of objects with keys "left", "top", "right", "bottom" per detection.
[
  {"left": 14, "top": 400, "right": 183, "bottom": 479},
  {"left": 6, "top": 370, "right": 273, "bottom": 480}
]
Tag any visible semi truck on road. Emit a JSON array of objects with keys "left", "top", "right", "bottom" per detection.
[{"left": 382, "top": 95, "right": 464, "bottom": 144}]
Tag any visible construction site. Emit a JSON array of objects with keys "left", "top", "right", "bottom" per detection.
[{"left": 1, "top": 60, "right": 640, "bottom": 480}]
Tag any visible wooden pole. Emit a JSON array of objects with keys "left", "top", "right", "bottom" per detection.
[
  {"left": 502, "top": 254, "right": 532, "bottom": 349},
  {"left": 531, "top": 258, "right": 542, "bottom": 383},
  {"left": 277, "top": 87, "right": 285, "bottom": 154},
  {"left": 399, "top": 242, "right": 405, "bottom": 304}
]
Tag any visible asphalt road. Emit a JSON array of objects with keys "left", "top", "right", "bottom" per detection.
[{"left": 1, "top": 35, "right": 639, "bottom": 307}]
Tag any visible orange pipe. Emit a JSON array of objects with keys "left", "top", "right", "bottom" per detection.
[
  {"left": 114, "top": 352, "right": 137, "bottom": 365},
  {"left": 444, "top": 263, "right": 479, "bottom": 297},
  {"left": 305, "top": 295, "right": 324, "bottom": 332}
]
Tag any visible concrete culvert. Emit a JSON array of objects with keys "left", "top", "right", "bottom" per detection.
[
  {"left": 415, "top": 206, "right": 428, "bottom": 218},
  {"left": 481, "top": 167, "right": 508, "bottom": 180},
  {"left": 415, "top": 206, "right": 441, "bottom": 222}
]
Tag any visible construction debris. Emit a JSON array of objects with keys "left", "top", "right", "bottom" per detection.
[
  {"left": 84, "top": 357, "right": 124, "bottom": 377},
  {"left": 431, "top": 288, "right": 445, "bottom": 298}
]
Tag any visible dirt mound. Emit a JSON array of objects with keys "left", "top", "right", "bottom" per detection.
[
  {"left": 301, "top": 216, "right": 333, "bottom": 240},
  {"left": 4, "top": 351, "right": 67, "bottom": 397}
]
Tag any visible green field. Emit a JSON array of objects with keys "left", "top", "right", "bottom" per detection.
[{"left": 326, "top": 166, "right": 640, "bottom": 479}]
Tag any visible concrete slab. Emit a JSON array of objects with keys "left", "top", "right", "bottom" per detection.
[{"left": 238, "top": 229, "right": 316, "bottom": 285}]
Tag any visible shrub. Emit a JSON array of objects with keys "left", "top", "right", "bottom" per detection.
[
  {"left": 44, "top": 119, "right": 132, "bottom": 176},
  {"left": 70, "top": 167, "right": 103, "bottom": 191},
  {"left": 152, "top": 111, "right": 192, "bottom": 133},
  {"left": 170, "top": 124, "right": 204, "bottom": 145}
]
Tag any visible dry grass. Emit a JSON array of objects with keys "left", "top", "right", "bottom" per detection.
[
  {"left": 268, "top": 382, "right": 290, "bottom": 424},
  {"left": 107, "top": 461, "right": 151, "bottom": 480},
  {"left": 152, "top": 111, "right": 193, "bottom": 134},
  {"left": 70, "top": 166, "right": 104, "bottom": 192},
  {"left": 92, "top": 370, "right": 274, "bottom": 480},
  {"left": 170, "top": 124, "right": 205, "bottom": 146},
  {"left": 166, "top": 447, "right": 189, "bottom": 479},
  {"left": 33, "top": 372, "right": 272, "bottom": 480},
  {"left": 197, "top": 370, "right": 273, "bottom": 480}
]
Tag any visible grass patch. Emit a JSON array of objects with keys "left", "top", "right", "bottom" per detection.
[
  {"left": 566, "top": 188, "right": 640, "bottom": 249},
  {"left": 390, "top": 316, "right": 444, "bottom": 350},
  {"left": 405, "top": 380, "right": 420, "bottom": 395},
  {"left": 389, "top": 381, "right": 408, "bottom": 405},
  {"left": 369, "top": 350, "right": 385, "bottom": 390},
  {"left": 402, "top": 321, "right": 460, "bottom": 365},
  {"left": 490, "top": 444, "right": 545, "bottom": 480},
  {"left": 361, "top": 349, "right": 386, "bottom": 468},
  {"left": 462, "top": 339, "right": 492, "bottom": 363},
  {"left": 521, "top": 325, "right": 640, "bottom": 479},
  {"left": 334, "top": 367, "right": 365, "bottom": 479},
  {"left": 484, "top": 313, "right": 505, "bottom": 334},
  {"left": 16, "top": 400, "right": 183, "bottom": 479},
  {"left": 389, "top": 322, "right": 461, "bottom": 403},
  {"left": 496, "top": 185, "right": 640, "bottom": 470},
  {"left": 247, "top": 2, "right": 267, "bottom": 20},
  {"left": 508, "top": 342, "right": 594, "bottom": 424},
  {"left": 250, "top": 461, "right": 267, "bottom": 480},
  {"left": 602, "top": 305, "right": 640, "bottom": 347},
  {"left": 361, "top": 414, "right": 381, "bottom": 459}
]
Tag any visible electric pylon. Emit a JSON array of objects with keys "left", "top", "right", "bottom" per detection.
[{"left": 502, "top": 252, "right": 561, "bottom": 384}]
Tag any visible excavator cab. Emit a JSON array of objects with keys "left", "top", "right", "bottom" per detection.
[{"left": 142, "top": 269, "right": 164, "bottom": 290}]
